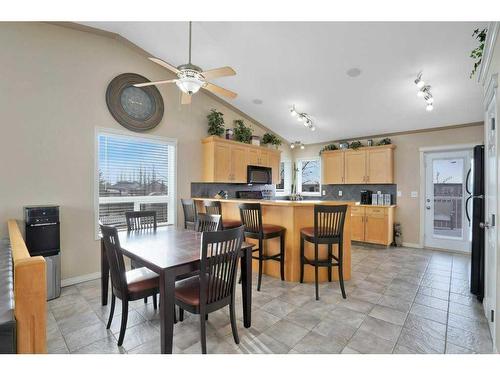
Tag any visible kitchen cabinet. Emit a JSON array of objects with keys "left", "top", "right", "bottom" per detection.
[
  {"left": 322, "top": 151, "right": 344, "bottom": 184},
  {"left": 321, "top": 144, "right": 395, "bottom": 184},
  {"left": 350, "top": 205, "right": 395, "bottom": 246},
  {"left": 202, "top": 136, "right": 281, "bottom": 184}
]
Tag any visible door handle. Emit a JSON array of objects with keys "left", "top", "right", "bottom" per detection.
[
  {"left": 480, "top": 222, "right": 490, "bottom": 229},
  {"left": 426, "top": 206, "right": 431, "bottom": 210}
]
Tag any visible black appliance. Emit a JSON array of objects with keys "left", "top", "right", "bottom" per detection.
[
  {"left": 467, "top": 145, "right": 485, "bottom": 301},
  {"left": 24, "top": 205, "right": 61, "bottom": 300},
  {"left": 360, "top": 190, "right": 373, "bottom": 205},
  {"left": 247, "top": 165, "right": 272, "bottom": 184},
  {"left": 236, "top": 190, "right": 263, "bottom": 200}
]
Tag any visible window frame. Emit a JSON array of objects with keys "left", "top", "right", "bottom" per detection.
[
  {"left": 94, "top": 127, "right": 177, "bottom": 240},
  {"left": 275, "top": 159, "right": 292, "bottom": 196},
  {"left": 296, "top": 157, "right": 322, "bottom": 196}
]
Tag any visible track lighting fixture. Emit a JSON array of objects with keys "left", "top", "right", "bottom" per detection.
[
  {"left": 414, "top": 72, "right": 425, "bottom": 89},
  {"left": 289, "top": 105, "right": 315, "bottom": 131},
  {"left": 290, "top": 141, "right": 305, "bottom": 149},
  {"left": 414, "top": 73, "right": 435, "bottom": 112}
]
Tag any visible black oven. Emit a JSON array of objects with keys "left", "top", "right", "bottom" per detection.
[{"left": 247, "top": 165, "right": 272, "bottom": 184}]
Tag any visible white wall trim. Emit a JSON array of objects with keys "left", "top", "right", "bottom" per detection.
[
  {"left": 478, "top": 22, "right": 499, "bottom": 85},
  {"left": 484, "top": 73, "right": 499, "bottom": 109},
  {"left": 402, "top": 242, "right": 423, "bottom": 249},
  {"left": 418, "top": 143, "right": 478, "bottom": 153},
  {"left": 61, "top": 272, "right": 100, "bottom": 287}
]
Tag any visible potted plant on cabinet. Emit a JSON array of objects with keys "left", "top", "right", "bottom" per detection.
[
  {"left": 262, "top": 133, "right": 282, "bottom": 149},
  {"left": 233, "top": 119, "right": 253, "bottom": 144},
  {"left": 207, "top": 109, "right": 225, "bottom": 137}
]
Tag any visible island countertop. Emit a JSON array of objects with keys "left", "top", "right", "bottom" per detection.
[{"left": 192, "top": 197, "right": 352, "bottom": 283}]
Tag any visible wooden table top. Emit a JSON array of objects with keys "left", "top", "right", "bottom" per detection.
[{"left": 117, "top": 226, "right": 253, "bottom": 271}]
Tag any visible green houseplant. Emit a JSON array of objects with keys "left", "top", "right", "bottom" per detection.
[
  {"left": 349, "top": 140, "right": 363, "bottom": 150},
  {"left": 470, "top": 28, "right": 488, "bottom": 78},
  {"left": 207, "top": 109, "right": 225, "bottom": 137},
  {"left": 262, "top": 133, "right": 282, "bottom": 148},
  {"left": 233, "top": 119, "right": 253, "bottom": 143},
  {"left": 319, "top": 143, "right": 338, "bottom": 155}
]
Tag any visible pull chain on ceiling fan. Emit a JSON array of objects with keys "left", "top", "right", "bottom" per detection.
[{"left": 134, "top": 21, "right": 237, "bottom": 105}]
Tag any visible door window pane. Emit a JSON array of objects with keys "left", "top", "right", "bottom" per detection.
[
  {"left": 300, "top": 159, "right": 320, "bottom": 193},
  {"left": 433, "top": 158, "right": 464, "bottom": 238}
]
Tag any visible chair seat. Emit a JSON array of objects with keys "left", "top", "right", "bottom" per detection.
[
  {"left": 301, "top": 227, "right": 340, "bottom": 238},
  {"left": 222, "top": 219, "right": 242, "bottom": 229},
  {"left": 126, "top": 267, "right": 159, "bottom": 293},
  {"left": 175, "top": 275, "right": 228, "bottom": 306},
  {"left": 262, "top": 223, "right": 285, "bottom": 234}
]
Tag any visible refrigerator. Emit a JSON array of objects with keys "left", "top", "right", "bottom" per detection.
[{"left": 467, "top": 145, "right": 485, "bottom": 301}]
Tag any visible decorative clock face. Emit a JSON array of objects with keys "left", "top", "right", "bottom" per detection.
[{"left": 106, "top": 73, "right": 164, "bottom": 132}]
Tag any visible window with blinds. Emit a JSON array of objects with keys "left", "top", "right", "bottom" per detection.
[{"left": 97, "top": 130, "right": 176, "bottom": 231}]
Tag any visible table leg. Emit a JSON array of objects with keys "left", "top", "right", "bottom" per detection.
[
  {"left": 241, "top": 246, "right": 252, "bottom": 328},
  {"left": 159, "top": 270, "right": 176, "bottom": 354},
  {"left": 101, "top": 239, "right": 109, "bottom": 306}
]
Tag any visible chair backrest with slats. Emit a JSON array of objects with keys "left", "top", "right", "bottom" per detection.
[
  {"left": 199, "top": 226, "right": 244, "bottom": 306},
  {"left": 100, "top": 224, "right": 127, "bottom": 296},
  {"left": 204, "top": 200, "right": 222, "bottom": 216},
  {"left": 125, "top": 211, "right": 157, "bottom": 231},
  {"left": 314, "top": 204, "right": 348, "bottom": 239},
  {"left": 195, "top": 213, "right": 221, "bottom": 232},
  {"left": 238, "top": 203, "right": 262, "bottom": 234},
  {"left": 181, "top": 199, "right": 197, "bottom": 227}
]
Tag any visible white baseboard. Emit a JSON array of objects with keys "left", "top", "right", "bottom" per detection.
[
  {"left": 61, "top": 272, "right": 100, "bottom": 287},
  {"left": 402, "top": 242, "right": 423, "bottom": 249}
]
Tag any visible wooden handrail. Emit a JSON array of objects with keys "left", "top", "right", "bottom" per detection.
[{"left": 8, "top": 219, "right": 47, "bottom": 354}]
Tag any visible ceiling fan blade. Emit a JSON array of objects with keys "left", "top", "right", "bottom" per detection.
[
  {"left": 203, "top": 82, "right": 237, "bottom": 99},
  {"left": 202, "top": 66, "right": 236, "bottom": 80},
  {"left": 181, "top": 92, "right": 192, "bottom": 105},
  {"left": 134, "top": 79, "right": 177, "bottom": 88},
  {"left": 148, "top": 57, "right": 180, "bottom": 74}
]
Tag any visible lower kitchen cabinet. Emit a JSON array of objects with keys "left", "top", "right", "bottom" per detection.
[{"left": 350, "top": 205, "right": 395, "bottom": 246}]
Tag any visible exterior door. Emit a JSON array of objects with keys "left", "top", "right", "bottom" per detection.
[
  {"left": 345, "top": 150, "right": 366, "bottom": 183},
  {"left": 484, "top": 92, "right": 497, "bottom": 338},
  {"left": 424, "top": 149, "right": 472, "bottom": 252}
]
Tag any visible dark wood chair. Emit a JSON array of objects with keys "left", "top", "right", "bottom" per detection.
[
  {"left": 181, "top": 199, "right": 197, "bottom": 230},
  {"left": 204, "top": 200, "right": 242, "bottom": 230},
  {"left": 125, "top": 210, "right": 158, "bottom": 304},
  {"left": 300, "top": 204, "right": 348, "bottom": 301},
  {"left": 195, "top": 213, "right": 222, "bottom": 232},
  {"left": 238, "top": 203, "right": 285, "bottom": 291},
  {"left": 174, "top": 226, "right": 244, "bottom": 354},
  {"left": 100, "top": 224, "right": 159, "bottom": 346}
]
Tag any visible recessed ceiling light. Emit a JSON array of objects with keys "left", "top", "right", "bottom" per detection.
[
  {"left": 252, "top": 99, "right": 263, "bottom": 105},
  {"left": 346, "top": 68, "right": 362, "bottom": 78}
]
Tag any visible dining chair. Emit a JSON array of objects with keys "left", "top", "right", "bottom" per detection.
[
  {"left": 195, "top": 213, "right": 222, "bottom": 232},
  {"left": 203, "top": 200, "right": 242, "bottom": 230},
  {"left": 174, "top": 226, "right": 244, "bottom": 354},
  {"left": 238, "top": 203, "right": 285, "bottom": 291},
  {"left": 100, "top": 224, "right": 159, "bottom": 346},
  {"left": 181, "top": 199, "right": 197, "bottom": 230},
  {"left": 300, "top": 204, "right": 348, "bottom": 300}
]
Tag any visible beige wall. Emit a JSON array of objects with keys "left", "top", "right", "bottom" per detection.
[
  {"left": 292, "top": 124, "right": 484, "bottom": 245},
  {"left": 0, "top": 22, "right": 290, "bottom": 280}
]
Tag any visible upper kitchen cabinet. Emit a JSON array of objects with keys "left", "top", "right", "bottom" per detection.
[
  {"left": 321, "top": 144, "right": 395, "bottom": 184},
  {"left": 202, "top": 136, "right": 281, "bottom": 184}
]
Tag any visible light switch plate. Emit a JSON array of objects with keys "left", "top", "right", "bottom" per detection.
[
  {"left": 322, "top": 190, "right": 326, "bottom": 196},
  {"left": 338, "top": 190, "right": 343, "bottom": 196},
  {"left": 411, "top": 191, "right": 418, "bottom": 198},
  {"left": 397, "top": 191, "right": 402, "bottom": 197}
]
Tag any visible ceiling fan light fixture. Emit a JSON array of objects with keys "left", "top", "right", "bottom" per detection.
[{"left": 175, "top": 69, "right": 205, "bottom": 95}]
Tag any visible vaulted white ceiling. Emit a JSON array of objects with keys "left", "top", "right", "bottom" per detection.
[{"left": 82, "top": 22, "right": 486, "bottom": 143}]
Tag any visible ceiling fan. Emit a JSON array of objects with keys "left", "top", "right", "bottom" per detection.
[{"left": 134, "top": 22, "right": 237, "bottom": 105}]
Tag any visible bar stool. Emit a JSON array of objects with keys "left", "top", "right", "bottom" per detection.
[
  {"left": 238, "top": 203, "right": 286, "bottom": 291},
  {"left": 204, "top": 200, "right": 242, "bottom": 230},
  {"left": 300, "top": 204, "right": 348, "bottom": 301}
]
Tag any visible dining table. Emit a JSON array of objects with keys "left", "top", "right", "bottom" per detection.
[{"left": 100, "top": 225, "right": 254, "bottom": 354}]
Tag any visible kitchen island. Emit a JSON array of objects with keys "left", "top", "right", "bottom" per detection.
[{"left": 192, "top": 198, "right": 353, "bottom": 283}]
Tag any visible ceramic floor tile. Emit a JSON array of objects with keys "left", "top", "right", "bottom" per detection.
[
  {"left": 446, "top": 325, "right": 493, "bottom": 353},
  {"left": 414, "top": 293, "right": 449, "bottom": 311},
  {"left": 369, "top": 305, "right": 407, "bottom": 326},
  {"left": 64, "top": 321, "right": 111, "bottom": 352},
  {"left": 327, "top": 305, "right": 367, "bottom": 328},
  {"left": 263, "top": 320, "right": 309, "bottom": 348},
  {"left": 73, "top": 336, "right": 126, "bottom": 354},
  {"left": 397, "top": 328, "right": 445, "bottom": 354},
  {"left": 292, "top": 331, "right": 344, "bottom": 354},
  {"left": 348, "top": 329, "right": 395, "bottom": 354},
  {"left": 403, "top": 313, "right": 446, "bottom": 341},
  {"left": 284, "top": 306, "right": 323, "bottom": 330},
  {"left": 358, "top": 316, "right": 402, "bottom": 342},
  {"left": 409, "top": 303, "right": 448, "bottom": 325},
  {"left": 261, "top": 298, "right": 298, "bottom": 318}
]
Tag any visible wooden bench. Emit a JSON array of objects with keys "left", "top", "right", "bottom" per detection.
[{"left": 7, "top": 219, "right": 47, "bottom": 353}]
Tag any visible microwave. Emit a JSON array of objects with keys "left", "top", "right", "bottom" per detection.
[{"left": 247, "top": 165, "right": 272, "bottom": 184}]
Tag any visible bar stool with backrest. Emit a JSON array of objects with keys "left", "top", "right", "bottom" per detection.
[
  {"left": 181, "top": 199, "right": 197, "bottom": 230},
  {"left": 204, "top": 200, "right": 242, "bottom": 230},
  {"left": 174, "top": 226, "right": 244, "bottom": 354},
  {"left": 238, "top": 203, "right": 285, "bottom": 291},
  {"left": 125, "top": 210, "right": 157, "bottom": 304},
  {"left": 300, "top": 204, "right": 348, "bottom": 301},
  {"left": 100, "top": 224, "right": 159, "bottom": 346}
]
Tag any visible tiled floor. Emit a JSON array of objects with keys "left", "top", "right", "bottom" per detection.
[{"left": 47, "top": 244, "right": 494, "bottom": 354}]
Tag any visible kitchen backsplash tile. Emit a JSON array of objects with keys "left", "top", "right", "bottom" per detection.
[{"left": 191, "top": 182, "right": 275, "bottom": 199}]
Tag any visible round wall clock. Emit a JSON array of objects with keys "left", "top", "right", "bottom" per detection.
[{"left": 106, "top": 73, "right": 164, "bottom": 132}]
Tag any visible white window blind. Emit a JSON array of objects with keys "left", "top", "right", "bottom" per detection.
[{"left": 97, "top": 131, "right": 176, "bottom": 230}]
